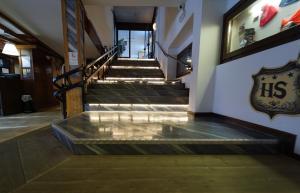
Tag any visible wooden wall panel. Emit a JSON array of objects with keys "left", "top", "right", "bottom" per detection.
[
  {"left": 0, "top": 76, "right": 22, "bottom": 115},
  {"left": 32, "top": 48, "right": 59, "bottom": 109},
  {"left": 18, "top": 47, "right": 63, "bottom": 111},
  {"left": 66, "top": 88, "right": 83, "bottom": 117},
  {"left": 61, "top": 0, "right": 86, "bottom": 118}
]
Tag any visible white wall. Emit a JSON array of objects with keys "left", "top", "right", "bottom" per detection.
[
  {"left": 85, "top": 5, "right": 114, "bottom": 58},
  {"left": 155, "top": 1, "right": 196, "bottom": 80},
  {"left": 156, "top": 0, "right": 300, "bottom": 155},
  {"left": 213, "top": 0, "right": 300, "bottom": 155},
  {"left": 214, "top": 40, "right": 300, "bottom": 154},
  {"left": 189, "top": 0, "right": 231, "bottom": 112},
  {"left": 156, "top": 0, "right": 233, "bottom": 112}
]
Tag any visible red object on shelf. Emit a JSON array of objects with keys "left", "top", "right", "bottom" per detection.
[
  {"left": 281, "top": 8, "right": 300, "bottom": 28},
  {"left": 260, "top": 4, "right": 278, "bottom": 27}
]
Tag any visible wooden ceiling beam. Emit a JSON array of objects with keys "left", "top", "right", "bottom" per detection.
[
  {"left": 84, "top": 15, "right": 105, "bottom": 55},
  {"left": 0, "top": 35, "right": 23, "bottom": 44},
  {"left": 16, "top": 45, "right": 37, "bottom": 49}
]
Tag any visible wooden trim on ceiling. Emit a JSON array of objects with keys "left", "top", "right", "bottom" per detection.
[
  {"left": 16, "top": 45, "right": 37, "bottom": 49},
  {"left": 0, "top": 23, "right": 34, "bottom": 43},
  {"left": 0, "top": 11, "right": 63, "bottom": 60},
  {"left": 0, "top": 35, "right": 23, "bottom": 44}
]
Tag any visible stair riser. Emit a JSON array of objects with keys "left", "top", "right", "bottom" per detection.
[
  {"left": 106, "top": 69, "right": 164, "bottom": 78},
  {"left": 52, "top": 128, "right": 279, "bottom": 155},
  {"left": 90, "top": 84, "right": 186, "bottom": 90},
  {"left": 85, "top": 104, "right": 188, "bottom": 112},
  {"left": 87, "top": 90, "right": 189, "bottom": 97},
  {"left": 112, "top": 60, "right": 160, "bottom": 67},
  {"left": 85, "top": 96, "right": 189, "bottom": 104}
]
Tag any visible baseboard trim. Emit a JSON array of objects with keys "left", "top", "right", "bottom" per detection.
[{"left": 193, "top": 112, "right": 297, "bottom": 155}]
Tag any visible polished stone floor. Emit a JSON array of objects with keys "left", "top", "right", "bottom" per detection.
[
  {"left": 85, "top": 103, "right": 188, "bottom": 112},
  {"left": 0, "top": 107, "right": 61, "bottom": 143},
  {"left": 53, "top": 111, "right": 276, "bottom": 144},
  {"left": 13, "top": 155, "right": 300, "bottom": 193},
  {"left": 52, "top": 112, "right": 279, "bottom": 155}
]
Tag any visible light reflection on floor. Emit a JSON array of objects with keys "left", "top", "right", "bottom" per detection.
[
  {"left": 53, "top": 111, "right": 277, "bottom": 143},
  {"left": 88, "top": 111, "right": 189, "bottom": 123},
  {"left": 0, "top": 108, "right": 61, "bottom": 142}
]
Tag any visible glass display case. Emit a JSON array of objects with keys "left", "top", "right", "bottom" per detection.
[{"left": 222, "top": 0, "right": 300, "bottom": 63}]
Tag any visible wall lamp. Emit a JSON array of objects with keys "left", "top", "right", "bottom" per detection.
[{"left": 2, "top": 42, "right": 19, "bottom": 56}]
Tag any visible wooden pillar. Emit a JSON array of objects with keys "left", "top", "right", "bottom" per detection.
[{"left": 61, "top": 0, "right": 85, "bottom": 118}]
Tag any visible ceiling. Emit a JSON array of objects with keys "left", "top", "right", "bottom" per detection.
[
  {"left": 82, "top": 0, "right": 180, "bottom": 6},
  {"left": 0, "top": 0, "right": 65, "bottom": 56},
  {"left": 0, "top": 0, "right": 180, "bottom": 58},
  {"left": 114, "top": 6, "right": 155, "bottom": 23}
]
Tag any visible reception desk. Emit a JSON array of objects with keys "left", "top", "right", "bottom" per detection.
[{"left": 0, "top": 74, "right": 22, "bottom": 115}]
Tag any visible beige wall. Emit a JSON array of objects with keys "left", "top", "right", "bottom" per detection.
[{"left": 85, "top": 5, "right": 114, "bottom": 58}]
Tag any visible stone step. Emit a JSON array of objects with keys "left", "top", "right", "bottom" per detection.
[
  {"left": 85, "top": 95, "right": 189, "bottom": 104},
  {"left": 87, "top": 88, "right": 189, "bottom": 97},
  {"left": 105, "top": 69, "right": 164, "bottom": 78},
  {"left": 52, "top": 112, "right": 280, "bottom": 155},
  {"left": 111, "top": 59, "right": 160, "bottom": 67},
  {"left": 90, "top": 81, "right": 186, "bottom": 90}
]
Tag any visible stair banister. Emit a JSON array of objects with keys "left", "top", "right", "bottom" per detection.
[{"left": 52, "top": 45, "right": 119, "bottom": 118}]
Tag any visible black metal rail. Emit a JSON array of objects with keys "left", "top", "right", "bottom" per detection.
[
  {"left": 155, "top": 41, "right": 192, "bottom": 72},
  {"left": 53, "top": 46, "right": 118, "bottom": 118}
]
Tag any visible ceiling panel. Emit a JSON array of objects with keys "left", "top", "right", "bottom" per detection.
[
  {"left": 114, "top": 6, "right": 154, "bottom": 23},
  {"left": 83, "top": 0, "right": 180, "bottom": 6}
]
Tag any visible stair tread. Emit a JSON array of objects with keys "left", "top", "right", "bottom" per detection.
[
  {"left": 90, "top": 83, "right": 186, "bottom": 89},
  {"left": 106, "top": 69, "right": 164, "bottom": 78}
]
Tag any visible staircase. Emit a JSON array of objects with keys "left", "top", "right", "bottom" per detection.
[
  {"left": 85, "top": 59, "right": 189, "bottom": 112},
  {"left": 52, "top": 58, "right": 280, "bottom": 155}
]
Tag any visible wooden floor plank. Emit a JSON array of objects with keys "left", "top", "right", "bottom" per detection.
[{"left": 14, "top": 155, "right": 300, "bottom": 193}]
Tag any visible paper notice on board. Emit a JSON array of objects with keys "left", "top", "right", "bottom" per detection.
[{"left": 69, "top": 52, "right": 78, "bottom": 66}]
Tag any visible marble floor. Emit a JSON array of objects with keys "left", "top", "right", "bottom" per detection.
[
  {"left": 85, "top": 104, "right": 188, "bottom": 112},
  {"left": 52, "top": 111, "right": 279, "bottom": 155},
  {"left": 53, "top": 111, "right": 276, "bottom": 144},
  {"left": 0, "top": 107, "right": 61, "bottom": 143}
]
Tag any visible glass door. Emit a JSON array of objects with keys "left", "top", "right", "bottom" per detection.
[
  {"left": 117, "top": 30, "right": 130, "bottom": 58},
  {"left": 117, "top": 30, "right": 153, "bottom": 59},
  {"left": 130, "top": 30, "right": 146, "bottom": 59}
]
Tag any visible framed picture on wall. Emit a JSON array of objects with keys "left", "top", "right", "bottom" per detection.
[
  {"left": 20, "top": 55, "right": 33, "bottom": 79},
  {"left": 221, "top": 0, "right": 300, "bottom": 64}
]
